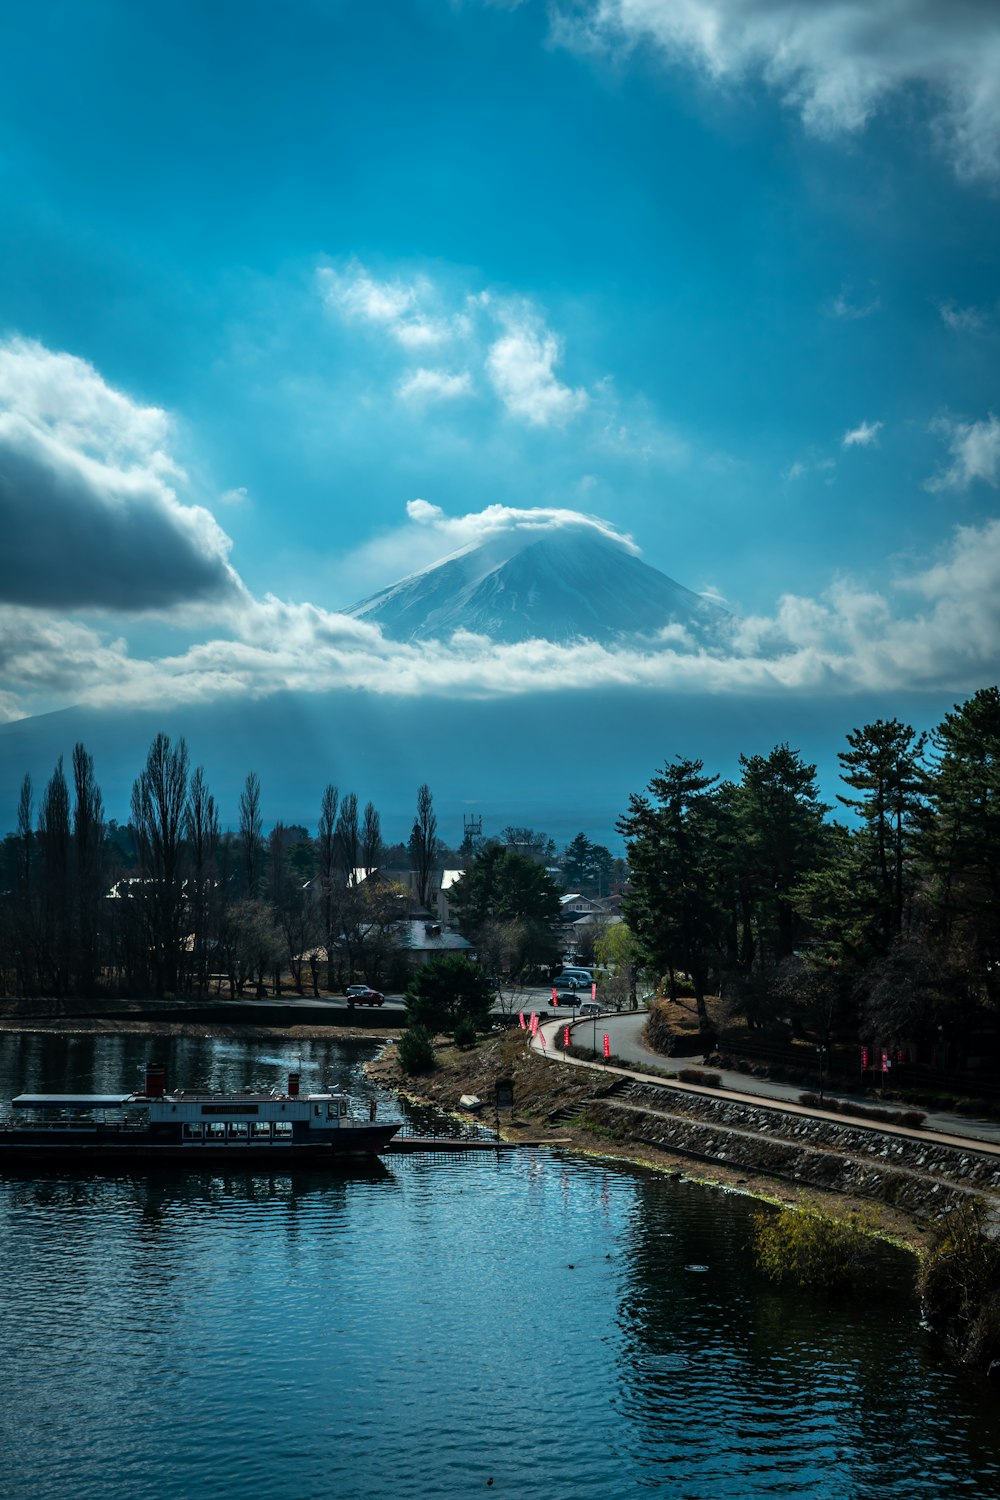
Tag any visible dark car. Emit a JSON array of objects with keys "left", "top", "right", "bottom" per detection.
[{"left": 345, "top": 985, "right": 385, "bottom": 1006}]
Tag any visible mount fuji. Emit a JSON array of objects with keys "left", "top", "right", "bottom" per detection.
[{"left": 344, "top": 524, "right": 725, "bottom": 645}]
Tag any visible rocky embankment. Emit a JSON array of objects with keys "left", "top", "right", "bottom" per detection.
[{"left": 585, "top": 1081, "right": 1000, "bottom": 1223}]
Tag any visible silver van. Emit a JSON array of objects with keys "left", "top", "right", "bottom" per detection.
[
  {"left": 578, "top": 1001, "right": 601, "bottom": 1018},
  {"left": 557, "top": 967, "right": 594, "bottom": 986}
]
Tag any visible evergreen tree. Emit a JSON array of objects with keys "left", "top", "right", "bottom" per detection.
[
  {"left": 617, "top": 758, "right": 726, "bottom": 1031},
  {"left": 924, "top": 687, "right": 1000, "bottom": 1008},
  {"left": 448, "top": 844, "right": 561, "bottom": 968},
  {"left": 838, "top": 719, "right": 926, "bottom": 946}
]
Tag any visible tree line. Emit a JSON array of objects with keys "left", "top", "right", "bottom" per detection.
[
  {"left": 0, "top": 733, "right": 619, "bottom": 1002},
  {"left": 618, "top": 686, "right": 1000, "bottom": 1065},
  {"left": 0, "top": 733, "right": 447, "bottom": 1000}
]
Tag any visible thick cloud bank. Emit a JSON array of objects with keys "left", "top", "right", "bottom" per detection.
[
  {"left": 557, "top": 0, "right": 1000, "bottom": 184},
  {"left": 3, "top": 502, "right": 1000, "bottom": 721},
  {"left": 0, "top": 339, "right": 242, "bottom": 611}
]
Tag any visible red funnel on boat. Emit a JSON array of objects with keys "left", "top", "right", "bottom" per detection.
[{"left": 144, "top": 1064, "right": 166, "bottom": 1098}]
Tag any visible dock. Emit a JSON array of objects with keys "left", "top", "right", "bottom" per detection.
[{"left": 385, "top": 1135, "right": 571, "bottom": 1153}]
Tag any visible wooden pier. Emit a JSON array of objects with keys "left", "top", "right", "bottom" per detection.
[{"left": 385, "top": 1135, "right": 571, "bottom": 1153}]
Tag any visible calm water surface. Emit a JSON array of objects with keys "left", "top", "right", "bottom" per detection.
[{"left": 2, "top": 1033, "right": 999, "bottom": 1499}]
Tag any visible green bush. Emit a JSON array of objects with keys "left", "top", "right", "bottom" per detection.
[
  {"left": 753, "top": 1201, "right": 879, "bottom": 1292},
  {"left": 397, "top": 1024, "right": 436, "bottom": 1075},
  {"left": 452, "top": 1016, "right": 479, "bottom": 1049},
  {"left": 918, "top": 1201, "right": 1000, "bottom": 1368},
  {"left": 405, "top": 954, "right": 494, "bottom": 1033}
]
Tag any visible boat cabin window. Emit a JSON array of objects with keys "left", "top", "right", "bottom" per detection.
[
  {"left": 326, "top": 1101, "right": 348, "bottom": 1120},
  {"left": 251, "top": 1121, "right": 272, "bottom": 1139},
  {"left": 273, "top": 1120, "right": 293, "bottom": 1139},
  {"left": 183, "top": 1123, "right": 204, "bottom": 1139},
  {"left": 206, "top": 1122, "right": 227, "bottom": 1141},
  {"left": 228, "top": 1123, "right": 248, "bottom": 1139}
]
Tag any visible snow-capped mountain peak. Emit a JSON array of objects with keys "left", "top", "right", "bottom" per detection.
[{"left": 344, "top": 521, "right": 724, "bottom": 645}]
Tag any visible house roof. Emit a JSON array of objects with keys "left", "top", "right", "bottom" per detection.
[{"left": 399, "top": 918, "right": 474, "bottom": 954}]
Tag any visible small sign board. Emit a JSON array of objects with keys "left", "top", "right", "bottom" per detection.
[{"left": 495, "top": 1078, "right": 514, "bottom": 1110}]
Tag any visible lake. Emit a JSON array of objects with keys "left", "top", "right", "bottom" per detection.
[{"left": 1, "top": 1032, "right": 999, "bottom": 1499}]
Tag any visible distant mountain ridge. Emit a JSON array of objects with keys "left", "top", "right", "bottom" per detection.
[{"left": 345, "top": 526, "right": 725, "bottom": 645}]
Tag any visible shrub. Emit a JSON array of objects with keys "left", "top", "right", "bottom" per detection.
[
  {"left": 918, "top": 1201, "right": 1000, "bottom": 1368},
  {"left": 678, "top": 1068, "right": 722, "bottom": 1087},
  {"left": 796, "top": 1093, "right": 925, "bottom": 1128},
  {"left": 452, "top": 1016, "right": 479, "bottom": 1049},
  {"left": 753, "top": 1201, "right": 879, "bottom": 1292},
  {"left": 397, "top": 1025, "right": 436, "bottom": 1075}
]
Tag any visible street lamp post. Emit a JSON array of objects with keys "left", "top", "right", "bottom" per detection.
[{"left": 816, "top": 1044, "right": 828, "bottom": 1102}]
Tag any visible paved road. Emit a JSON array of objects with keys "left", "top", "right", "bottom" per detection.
[{"left": 533, "top": 1008, "right": 1000, "bottom": 1150}]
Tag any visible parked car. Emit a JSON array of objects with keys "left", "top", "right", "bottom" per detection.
[
  {"left": 345, "top": 985, "right": 385, "bottom": 1006},
  {"left": 552, "top": 973, "right": 588, "bottom": 990},
  {"left": 578, "top": 1001, "right": 601, "bottom": 1018}
]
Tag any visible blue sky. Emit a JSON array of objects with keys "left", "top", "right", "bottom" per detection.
[{"left": 1, "top": 0, "right": 999, "bottom": 725}]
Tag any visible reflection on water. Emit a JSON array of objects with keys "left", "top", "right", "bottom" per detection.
[{"left": 1, "top": 1033, "right": 999, "bottom": 1499}]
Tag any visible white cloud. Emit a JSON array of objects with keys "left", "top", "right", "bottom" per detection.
[
  {"left": 554, "top": 0, "right": 1000, "bottom": 183},
  {"left": 926, "top": 413, "right": 1000, "bottom": 492},
  {"left": 0, "top": 338, "right": 243, "bottom": 612},
  {"left": 220, "top": 486, "right": 249, "bottom": 505},
  {"left": 842, "top": 419, "right": 882, "bottom": 448},
  {"left": 939, "top": 300, "right": 986, "bottom": 333},
  {"left": 6, "top": 512, "right": 1000, "bottom": 718},
  {"left": 318, "top": 260, "right": 594, "bottom": 431},
  {"left": 317, "top": 261, "right": 459, "bottom": 348},
  {"left": 397, "top": 368, "right": 474, "bottom": 404},
  {"left": 826, "top": 287, "right": 881, "bottom": 321},
  {"left": 485, "top": 306, "right": 588, "bottom": 427}
]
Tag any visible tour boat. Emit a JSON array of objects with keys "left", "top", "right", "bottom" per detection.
[{"left": 1, "top": 1064, "right": 399, "bottom": 1166}]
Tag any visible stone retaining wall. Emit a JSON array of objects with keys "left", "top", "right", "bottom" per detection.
[
  {"left": 584, "top": 1084, "right": 1000, "bottom": 1222},
  {"left": 621, "top": 1082, "right": 1000, "bottom": 1193}
]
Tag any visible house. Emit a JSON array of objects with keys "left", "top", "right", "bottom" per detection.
[{"left": 398, "top": 918, "right": 476, "bottom": 967}]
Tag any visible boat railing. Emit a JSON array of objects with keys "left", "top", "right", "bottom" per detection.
[{"left": 0, "top": 1118, "right": 149, "bottom": 1133}]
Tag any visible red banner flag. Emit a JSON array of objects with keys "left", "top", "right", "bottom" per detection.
[
  {"left": 591, "top": 982, "right": 597, "bottom": 1001},
  {"left": 861, "top": 1045, "right": 869, "bottom": 1069},
  {"left": 603, "top": 1033, "right": 611, "bottom": 1059},
  {"left": 530, "top": 1012, "right": 538, "bottom": 1035},
  {"left": 518, "top": 1011, "right": 526, "bottom": 1030},
  {"left": 552, "top": 988, "right": 559, "bottom": 1006},
  {"left": 563, "top": 1026, "right": 570, "bottom": 1047},
  {"left": 881, "top": 1048, "right": 889, "bottom": 1072},
  {"left": 538, "top": 1029, "right": 547, "bottom": 1048}
]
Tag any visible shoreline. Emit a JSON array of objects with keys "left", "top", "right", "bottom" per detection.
[
  {"left": 365, "top": 1034, "right": 950, "bottom": 1254},
  {"left": 3, "top": 1015, "right": 991, "bottom": 1255}
]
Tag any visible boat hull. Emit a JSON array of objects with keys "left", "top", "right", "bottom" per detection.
[{"left": 0, "top": 1123, "right": 400, "bottom": 1167}]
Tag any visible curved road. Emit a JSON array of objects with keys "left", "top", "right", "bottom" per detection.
[{"left": 532, "top": 1007, "right": 1000, "bottom": 1150}]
